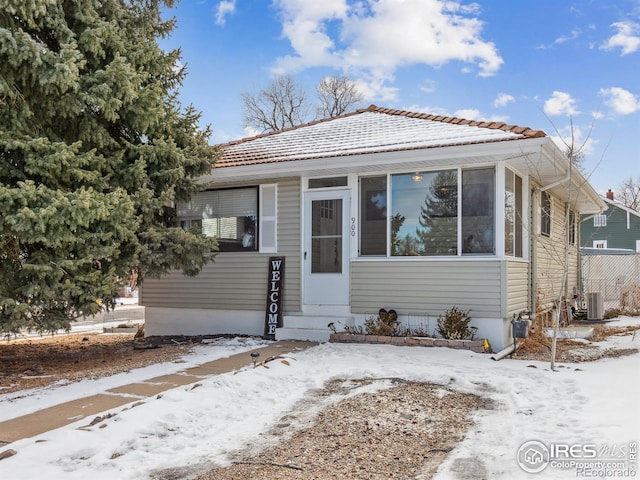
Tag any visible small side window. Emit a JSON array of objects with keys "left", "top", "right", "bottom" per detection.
[
  {"left": 593, "top": 215, "right": 607, "bottom": 227},
  {"left": 540, "top": 192, "right": 551, "bottom": 237}
]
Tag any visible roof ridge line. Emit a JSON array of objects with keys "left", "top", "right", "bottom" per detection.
[
  {"left": 367, "top": 105, "right": 547, "bottom": 138},
  {"left": 219, "top": 104, "right": 546, "bottom": 149}
]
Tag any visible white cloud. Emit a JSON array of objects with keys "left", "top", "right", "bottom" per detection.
[
  {"left": 215, "top": 0, "right": 237, "bottom": 26},
  {"left": 405, "top": 104, "right": 451, "bottom": 116},
  {"left": 494, "top": 93, "right": 515, "bottom": 108},
  {"left": 272, "top": 0, "right": 348, "bottom": 71},
  {"left": 419, "top": 79, "right": 436, "bottom": 94},
  {"left": 599, "top": 87, "right": 640, "bottom": 115},
  {"left": 454, "top": 109, "right": 509, "bottom": 122},
  {"left": 272, "top": 0, "right": 503, "bottom": 100},
  {"left": 455, "top": 108, "right": 481, "bottom": 120},
  {"left": 353, "top": 75, "right": 399, "bottom": 102},
  {"left": 544, "top": 91, "right": 579, "bottom": 116},
  {"left": 554, "top": 27, "right": 581, "bottom": 45},
  {"left": 600, "top": 21, "right": 640, "bottom": 55},
  {"left": 536, "top": 28, "right": 582, "bottom": 50}
]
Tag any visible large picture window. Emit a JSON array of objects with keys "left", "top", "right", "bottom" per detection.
[
  {"left": 359, "top": 168, "right": 496, "bottom": 257},
  {"left": 177, "top": 187, "right": 258, "bottom": 252}
]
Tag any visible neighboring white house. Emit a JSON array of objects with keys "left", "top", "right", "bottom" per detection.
[{"left": 140, "top": 105, "right": 606, "bottom": 351}]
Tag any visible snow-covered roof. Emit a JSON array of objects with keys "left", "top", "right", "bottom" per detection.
[
  {"left": 601, "top": 196, "right": 640, "bottom": 219},
  {"left": 217, "top": 105, "right": 546, "bottom": 168}
]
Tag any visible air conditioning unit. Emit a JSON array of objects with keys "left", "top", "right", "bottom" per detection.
[{"left": 587, "top": 292, "right": 604, "bottom": 321}]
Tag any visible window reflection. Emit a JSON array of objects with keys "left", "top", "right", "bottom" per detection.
[
  {"left": 462, "top": 168, "right": 495, "bottom": 255},
  {"left": 391, "top": 170, "right": 458, "bottom": 256},
  {"left": 360, "top": 168, "right": 497, "bottom": 258},
  {"left": 360, "top": 176, "right": 387, "bottom": 255}
]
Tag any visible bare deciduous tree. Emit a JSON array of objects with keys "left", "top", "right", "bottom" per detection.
[
  {"left": 536, "top": 117, "right": 600, "bottom": 370},
  {"left": 316, "top": 75, "right": 364, "bottom": 119},
  {"left": 241, "top": 75, "right": 310, "bottom": 133},
  {"left": 241, "top": 74, "right": 363, "bottom": 133},
  {"left": 616, "top": 176, "right": 640, "bottom": 210}
]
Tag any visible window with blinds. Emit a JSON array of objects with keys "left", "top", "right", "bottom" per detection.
[{"left": 177, "top": 187, "right": 256, "bottom": 252}]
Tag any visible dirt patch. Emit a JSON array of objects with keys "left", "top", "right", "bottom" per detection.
[
  {"left": 189, "top": 379, "right": 489, "bottom": 480},
  {"left": 0, "top": 333, "right": 194, "bottom": 395},
  {"left": 511, "top": 323, "right": 640, "bottom": 362}
]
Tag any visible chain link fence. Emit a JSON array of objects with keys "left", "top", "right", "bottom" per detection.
[{"left": 581, "top": 250, "right": 640, "bottom": 312}]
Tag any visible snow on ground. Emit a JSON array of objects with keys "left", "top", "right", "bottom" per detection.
[{"left": 1, "top": 318, "right": 639, "bottom": 480}]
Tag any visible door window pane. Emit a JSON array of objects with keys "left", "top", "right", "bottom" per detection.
[{"left": 311, "top": 199, "right": 342, "bottom": 273}]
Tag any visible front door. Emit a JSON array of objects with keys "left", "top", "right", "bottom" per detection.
[{"left": 304, "top": 190, "right": 350, "bottom": 305}]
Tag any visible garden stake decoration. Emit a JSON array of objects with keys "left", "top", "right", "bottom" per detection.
[{"left": 251, "top": 351, "right": 260, "bottom": 368}]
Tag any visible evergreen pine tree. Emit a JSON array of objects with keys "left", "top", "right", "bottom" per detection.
[
  {"left": 417, "top": 171, "right": 458, "bottom": 255},
  {"left": 0, "top": 0, "right": 217, "bottom": 333}
]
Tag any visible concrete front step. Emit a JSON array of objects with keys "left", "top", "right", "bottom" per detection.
[
  {"left": 275, "top": 327, "right": 332, "bottom": 342},
  {"left": 275, "top": 314, "right": 354, "bottom": 342}
]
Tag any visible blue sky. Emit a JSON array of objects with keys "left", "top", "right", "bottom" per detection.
[{"left": 160, "top": 0, "right": 640, "bottom": 194}]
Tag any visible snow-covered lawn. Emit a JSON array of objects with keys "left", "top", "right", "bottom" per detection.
[{"left": 1, "top": 318, "right": 638, "bottom": 480}]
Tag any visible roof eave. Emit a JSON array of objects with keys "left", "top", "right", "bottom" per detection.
[{"left": 201, "top": 137, "right": 549, "bottom": 184}]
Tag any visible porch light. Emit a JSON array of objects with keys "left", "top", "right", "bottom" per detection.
[
  {"left": 412, "top": 172, "right": 423, "bottom": 182},
  {"left": 251, "top": 351, "right": 260, "bottom": 368}
]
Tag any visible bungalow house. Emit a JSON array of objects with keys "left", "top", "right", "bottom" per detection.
[
  {"left": 581, "top": 190, "right": 640, "bottom": 251},
  {"left": 140, "top": 106, "right": 606, "bottom": 351}
]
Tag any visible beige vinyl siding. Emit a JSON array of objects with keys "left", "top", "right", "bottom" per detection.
[
  {"left": 535, "top": 193, "right": 580, "bottom": 309},
  {"left": 351, "top": 260, "right": 504, "bottom": 318},
  {"left": 141, "top": 178, "right": 301, "bottom": 312},
  {"left": 277, "top": 179, "right": 302, "bottom": 312},
  {"left": 507, "top": 259, "right": 529, "bottom": 314}
]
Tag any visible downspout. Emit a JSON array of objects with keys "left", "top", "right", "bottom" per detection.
[
  {"left": 536, "top": 171, "right": 572, "bottom": 194},
  {"left": 530, "top": 188, "right": 538, "bottom": 325},
  {"left": 492, "top": 313, "right": 530, "bottom": 361}
]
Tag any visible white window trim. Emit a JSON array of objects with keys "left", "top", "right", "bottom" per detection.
[
  {"left": 593, "top": 240, "right": 607, "bottom": 249},
  {"left": 540, "top": 191, "right": 552, "bottom": 237},
  {"left": 594, "top": 215, "right": 607, "bottom": 227}
]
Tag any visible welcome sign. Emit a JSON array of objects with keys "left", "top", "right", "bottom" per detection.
[{"left": 264, "top": 257, "right": 284, "bottom": 339}]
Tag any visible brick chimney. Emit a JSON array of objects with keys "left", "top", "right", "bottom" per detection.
[{"left": 606, "top": 189, "right": 614, "bottom": 200}]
